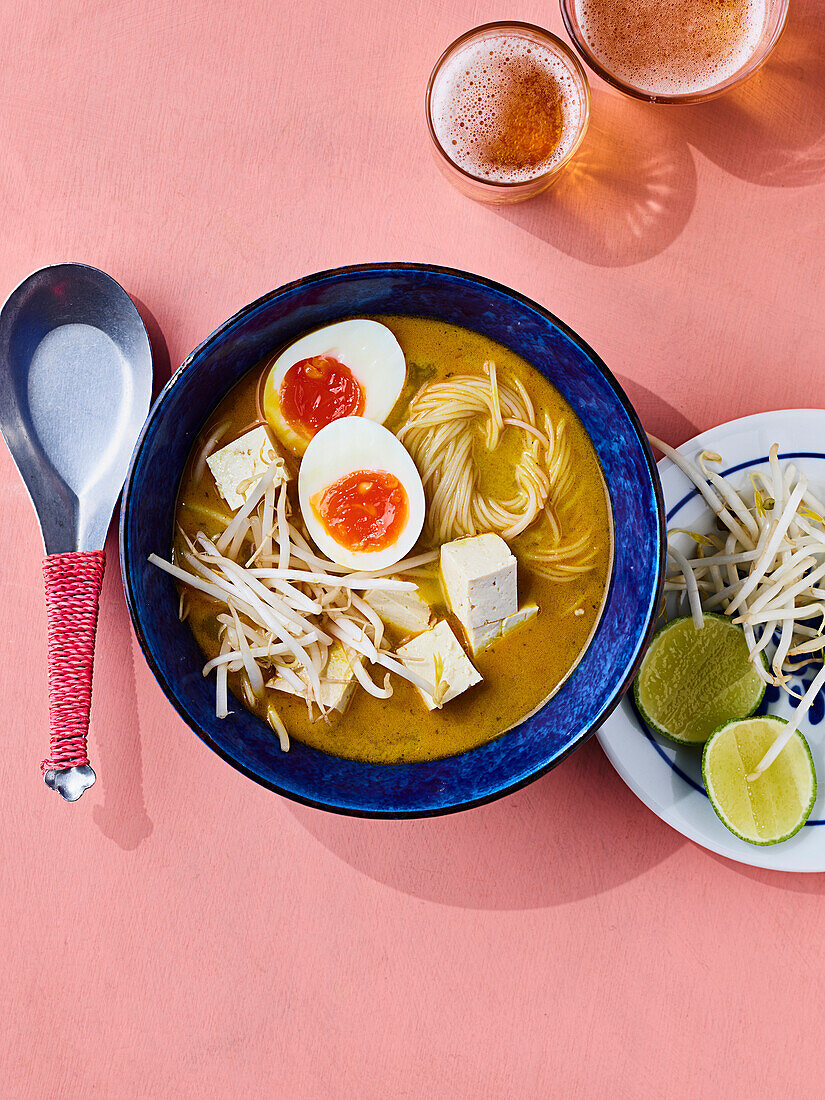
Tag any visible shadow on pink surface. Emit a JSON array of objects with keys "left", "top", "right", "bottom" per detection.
[
  {"left": 288, "top": 739, "right": 684, "bottom": 909},
  {"left": 90, "top": 298, "right": 170, "bottom": 850},
  {"left": 495, "top": 90, "right": 697, "bottom": 267},
  {"left": 615, "top": 374, "right": 699, "bottom": 449},
  {"left": 708, "top": 852, "right": 825, "bottom": 893},
  {"left": 90, "top": 532, "right": 153, "bottom": 850},
  {"left": 132, "top": 297, "right": 172, "bottom": 401},
  {"left": 497, "top": 0, "right": 824, "bottom": 268},
  {"left": 668, "top": 0, "right": 825, "bottom": 190}
]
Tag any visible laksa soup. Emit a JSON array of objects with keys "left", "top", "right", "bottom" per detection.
[{"left": 151, "top": 316, "right": 613, "bottom": 764}]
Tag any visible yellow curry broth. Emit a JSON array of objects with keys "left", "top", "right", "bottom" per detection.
[{"left": 174, "top": 315, "right": 611, "bottom": 764}]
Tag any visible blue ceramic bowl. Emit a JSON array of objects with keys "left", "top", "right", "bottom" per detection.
[{"left": 121, "top": 264, "right": 664, "bottom": 817}]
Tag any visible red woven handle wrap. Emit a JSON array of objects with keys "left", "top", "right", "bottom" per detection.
[{"left": 41, "top": 551, "right": 105, "bottom": 773}]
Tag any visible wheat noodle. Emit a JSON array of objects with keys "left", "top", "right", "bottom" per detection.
[{"left": 398, "top": 361, "right": 596, "bottom": 580}]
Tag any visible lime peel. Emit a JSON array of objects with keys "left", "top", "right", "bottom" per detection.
[{"left": 634, "top": 613, "right": 766, "bottom": 745}]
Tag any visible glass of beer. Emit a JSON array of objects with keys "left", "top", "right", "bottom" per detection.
[
  {"left": 560, "top": 0, "right": 789, "bottom": 104},
  {"left": 426, "top": 22, "right": 591, "bottom": 204}
]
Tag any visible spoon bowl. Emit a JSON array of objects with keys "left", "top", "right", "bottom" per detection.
[{"left": 0, "top": 263, "right": 152, "bottom": 552}]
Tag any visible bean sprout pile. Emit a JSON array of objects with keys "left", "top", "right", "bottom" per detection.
[
  {"left": 150, "top": 457, "right": 447, "bottom": 750},
  {"left": 654, "top": 436, "right": 825, "bottom": 781}
]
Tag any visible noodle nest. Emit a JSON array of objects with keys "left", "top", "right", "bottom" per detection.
[{"left": 397, "top": 362, "right": 598, "bottom": 581}]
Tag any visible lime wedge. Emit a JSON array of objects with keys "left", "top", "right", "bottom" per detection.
[
  {"left": 634, "top": 613, "right": 765, "bottom": 745},
  {"left": 703, "top": 717, "right": 816, "bottom": 844}
]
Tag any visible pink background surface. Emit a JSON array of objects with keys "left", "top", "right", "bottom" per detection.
[{"left": 2, "top": 1, "right": 825, "bottom": 1096}]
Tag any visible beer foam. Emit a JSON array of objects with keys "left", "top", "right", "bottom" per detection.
[
  {"left": 574, "top": 0, "right": 768, "bottom": 97},
  {"left": 430, "top": 33, "right": 586, "bottom": 184}
]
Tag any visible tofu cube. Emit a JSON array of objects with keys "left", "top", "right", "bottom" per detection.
[
  {"left": 269, "top": 642, "right": 360, "bottom": 714},
  {"left": 364, "top": 582, "right": 432, "bottom": 635},
  {"left": 396, "top": 621, "right": 482, "bottom": 711},
  {"left": 206, "top": 426, "right": 286, "bottom": 510},
  {"left": 440, "top": 534, "right": 518, "bottom": 653},
  {"left": 319, "top": 643, "right": 361, "bottom": 712}
]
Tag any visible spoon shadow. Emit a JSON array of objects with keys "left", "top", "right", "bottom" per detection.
[
  {"left": 287, "top": 738, "right": 684, "bottom": 910},
  {"left": 90, "top": 294, "right": 170, "bottom": 848},
  {"left": 91, "top": 527, "right": 153, "bottom": 849},
  {"left": 495, "top": 89, "right": 697, "bottom": 267},
  {"left": 131, "top": 297, "right": 172, "bottom": 398}
]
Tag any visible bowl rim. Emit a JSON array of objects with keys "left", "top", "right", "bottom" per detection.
[{"left": 120, "top": 261, "right": 666, "bottom": 818}]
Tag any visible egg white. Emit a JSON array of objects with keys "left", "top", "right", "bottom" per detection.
[
  {"left": 269, "top": 319, "right": 405, "bottom": 426},
  {"left": 298, "top": 417, "right": 425, "bottom": 571}
]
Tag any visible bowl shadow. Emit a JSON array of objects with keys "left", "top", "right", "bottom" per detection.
[
  {"left": 615, "top": 373, "right": 700, "bottom": 449},
  {"left": 286, "top": 738, "right": 684, "bottom": 910},
  {"left": 668, "top": 0, "right": 825, "bottom": 189},
  {"left": 494, "top": 89, "right": 697, "bottom": 267}
]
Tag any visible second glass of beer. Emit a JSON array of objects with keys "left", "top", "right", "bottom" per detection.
[
  {"left": 560, "top": 0, "right": 789, "bottom": 103},
  {"left": 426, "top": 22, "right": 591, "bottom": 204}
]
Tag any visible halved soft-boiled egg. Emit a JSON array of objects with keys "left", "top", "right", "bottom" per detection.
[
  {"left": 263, "top": 319, "right": 405, "bottom": 456},
  {"left": 298, "top": 417, "right": 425, "bottom": 571}
]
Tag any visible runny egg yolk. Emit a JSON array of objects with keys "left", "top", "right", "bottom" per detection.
[
  {"left": 280, "top": 356, "right": 365, "bottom": 439},
  {"left": 314, "top": 470, "right": 409, "bottom": 553}
]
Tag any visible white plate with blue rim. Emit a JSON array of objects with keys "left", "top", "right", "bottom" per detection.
[{"left": 598, "top": 409, "right": 825, "bottom": 873}]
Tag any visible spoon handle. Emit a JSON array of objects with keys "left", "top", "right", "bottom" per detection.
[{"left": 41, "top": 551, "right": 105, "bottom": 801}]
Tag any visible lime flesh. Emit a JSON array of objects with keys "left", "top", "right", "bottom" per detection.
[
  {"left": 703, "top": 717, "right": 816, "bottom": 845},
  {"left": 634, "top": 614, "right": 765, "bottom": 745}
]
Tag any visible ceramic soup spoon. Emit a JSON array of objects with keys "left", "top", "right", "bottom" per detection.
[{"left": 0, "top": 264, "right": 152, "bottom": 799}]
